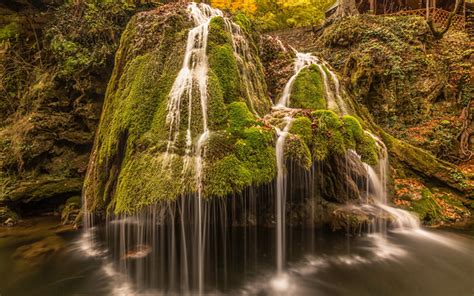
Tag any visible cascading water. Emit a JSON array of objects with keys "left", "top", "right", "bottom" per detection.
[
  {"left": 270, "top": 49, "right": 357, "bottom": 287},
  {"left": 275, "top": 117, "right": 293, "bottom": 274},
  {"left": 277, "top": 52, "right": 316, "bottom": 108},
  {"left": 363, "top": 132, "right": 420, "bottom": 231},
  {"left": 225, "top": 21, "right": 270, "bottom": 115},
  {"left": 165, "top": 3, "right": 222, "bottom": 164},
  {"left": 276, "top": 50, "right": 349, "bottom": 114}
]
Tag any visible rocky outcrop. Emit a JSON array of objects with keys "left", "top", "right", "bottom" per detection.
[
  {"left": 0, "top": 0, "right": 142, "bottom": 221},
  {"left": 315, "top": 15, "right": 472, "bottom": 163}
]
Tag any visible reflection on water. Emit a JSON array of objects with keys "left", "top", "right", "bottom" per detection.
[{"left": 0, "top": 217, "right": 473, "bottom": 296}]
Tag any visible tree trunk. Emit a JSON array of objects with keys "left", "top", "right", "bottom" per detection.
[
  {"left": 427, "top": 0, "right": 462, "bottom": 39},
  {"left": 335, "top": 0, "right": 359, "bottom": 17}
]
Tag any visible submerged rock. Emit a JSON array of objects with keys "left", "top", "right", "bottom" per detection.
[
  {"left": 0, "top": 206, "right": 18, "bottom": 226},
  {"left": 13, "top": 235, "right": 64, "bottom": 261},
  {"left": 123, "top": 244, "right": 152, "bottom": 260},
  {"left": 60, "top": 196, "right": 81, "bottom": 225}
]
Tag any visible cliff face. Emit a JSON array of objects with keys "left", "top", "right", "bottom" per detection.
[{"left": 0, "top": 1, "right": 141, "bottom": 224}]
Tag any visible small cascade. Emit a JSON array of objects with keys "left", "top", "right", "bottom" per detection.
[
  {"left": 275, "top": 117, "right": 293, "bottom": 274},
  {"left": 226, "top": 21, "right": 269, "bottom": 115},
  {"left": 321, "top": 60, "right": 348, "bottom": 115},
  {"left": 276, "top": 50, "right": 349, "bottom": 114},
  {"left": 270, "top": 49, "right": 354, "bottom": 281},
  {"left": 165, "top": 3, "right": 222, "bottom": 163},
  {"left": 363, "top": 132, "right": 420, "bottom": 231},
  {"left": 277, "top": 52, "right": 317, "bottom": 108}
]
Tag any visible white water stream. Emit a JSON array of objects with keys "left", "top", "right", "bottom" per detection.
[{"left": 271, "top": 49, "right": 353, "bottom": 288}]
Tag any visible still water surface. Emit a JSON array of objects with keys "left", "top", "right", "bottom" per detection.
[{"left": 0, "top": 217, "right": 473, "bottom": 295}]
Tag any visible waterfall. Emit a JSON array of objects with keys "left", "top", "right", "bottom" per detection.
[
  {"left": 276, "top": 51, "right": 349, "bottom": 114},
  {"left": 164, "top": 3, "right": 222, "bottom": 166},
  {"left": 364, "top": 132, "right": 420, "bottom": 231},
  {"left": 226, "top": 21, "right": 270, "bottom": 115},
  {"left": 271, "top": 50, "right": 352, "bottom": 282},
  {"left": 275, "top": 117, "right": 293, "bottom": 274},
  {"left": 277, "top": 52, "right": 317, "bottom": 108},
  {"left": 78, "top": 5, "right": 435, "bottom": 294}
]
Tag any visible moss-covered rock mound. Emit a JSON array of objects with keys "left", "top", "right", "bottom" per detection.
[{"left": 83, "top": 5, "right": 276, "bottom": 215}]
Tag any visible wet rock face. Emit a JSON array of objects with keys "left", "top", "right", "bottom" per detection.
[
  {"left": 0, "top": 1, "right": 138, "bottom": 219},
  {"left": 259, "top": 35, "right": 295, "bottom": 103}
]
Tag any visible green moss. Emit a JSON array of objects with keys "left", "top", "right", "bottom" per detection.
[
  {"left": 411, "top": 189, "right": 438, "bottom": 223},
  {"left": 290, "top": 65, "right": 325, "bottom": 109},
  {"left": 208, "top": 16, "right": 242, "bottom": 104},
  {"left": 207, "top": 71, "right": 228, "bottom": 130},
  {"left": 204, "top": 155, "right": 252, "bottom": 197},
  {"left": 342, "top": 115, "right": 364, "bottom": 150},
  {"left": 285, "top": 135, "right": 312, "bottom": 169},
  {"left": 208, "top": 44, "right": 241, "bottom": 104},
  {"left": 209, "top": 16, "right": 232, "bottom": 45},
  {"left": 358, "top": 134, "right": 379, "bottom": 165},
  {"left": 289, "top": 116, "right": 313, "bottom": 146},
  {"left": 114, "top": 154, "right": 185, "bottom": 214},
  {"left": 233, "top": 13, "right": 253, "bottom": 34},
  {"left": 204, "top": 125, "right": 277, "bottom": 197},
  {"left": 311, "top": 110, "right": 342, "bottom": 130},
  {"left": 205, "top": 131, "right": 234, "bottom": 160},
  {"left": 235, "top": 127, "right": 276, "bottom": 184},
  {"left": 381, "top": 132, "right": 471, "bottom": 193},
  {"left": 311, "top": 110, "right": 345, "bottom": 159},
  {"left": 0, "top": 22, "right": 20, "bottom": 41},
  {"left": 227, "top": 102, "right": 256, "bottom": 136}
]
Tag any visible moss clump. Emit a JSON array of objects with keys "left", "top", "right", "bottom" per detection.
[
  {"left": 204, "top": 155, "right": 252, "bottom": 197},
  {"left": 290, "top": 65, "right": 325, "bottom": 109},
  {"left": 84, "top": 8, "right": 277, "bottom": 215},
  {"left": 203, "top": 121, "right": 277, "bottom": 199},
  {"left": 285, "top": 135, "right": 312, "bottom": 169},
  {"left": 358, "top": 134, "right": 379, "bottom": 165},
  {"left": 342, "top": 115, "right": 364, "bottom": 150},
  {"left": 285, "top": 112, "right": 378, "bottom": 166},
  {"left": 208, "top": 16, "right": 241, "bottom": 104},
  {"left": 207, "top": 71, "right": 228, "bottom": 130},
  {"left": 311, "top": 110, "right": 345, "bottom": 160},
  {"left": 208, "top": 17, "right": 232, "bottom": 45},
  {"left": 0, "top": 22, "right": 20, "bottom": 42},
  {"left": 114, "top": 154, "right": 185, "bottom": 214},
  {"left": 227, "top": 102, "right": 256, "bottom": 135},
  {"left": 290, "top": 116, "right": 313, "bottom": 146},
  {"left": 235, "top": 127, "right": 276, "bottom": 185},
  {"left": 208, "top": 44, "right": 241, "bottom": 104}
]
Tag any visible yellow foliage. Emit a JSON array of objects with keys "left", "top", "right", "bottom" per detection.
[{"left": 211, "top": 0, "right": 257, "bottom": 13}]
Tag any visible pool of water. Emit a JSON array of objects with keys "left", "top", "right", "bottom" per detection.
[{"left": 0, "top": 217, "right": 473, "bottom": 295}]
